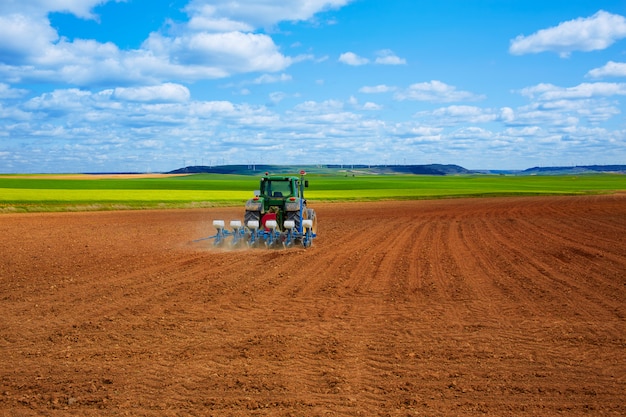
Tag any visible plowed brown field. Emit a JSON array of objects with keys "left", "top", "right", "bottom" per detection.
[{"left": 1, "top": 195, "right": 625, "bottom": 416}]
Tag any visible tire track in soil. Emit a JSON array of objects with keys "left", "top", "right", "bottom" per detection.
[
  {"left": 225, "top": 212, "right": 424, "bottom": 411},
  {"left": 510, "top": 198, "right": 626, "bottom": 307},
  {"left": 446, "top": 216, "right": 512, "bottom": 327},
  {"left": 481, "top": 204, "right": 624, "bottom": 323},
  {"left": 439, "top": 198, "right": 626, "bottom": 402}
]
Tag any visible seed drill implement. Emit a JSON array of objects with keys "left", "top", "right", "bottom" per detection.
[{"left": 197, "top": 171, "right": 317, "bottom": 248}]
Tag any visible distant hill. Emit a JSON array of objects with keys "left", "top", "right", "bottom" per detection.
[
  {"left": 167, "top": 164, "right": 626, "bottom": 176},
  {"left": 167, "top": 164, "right": 471, "bottom": 176},
  {"left": 522, "top": 165, "right": 626, "bottom": 175},
  {"left": 364, "top": 164, "right": 470, "bottom": 175}
]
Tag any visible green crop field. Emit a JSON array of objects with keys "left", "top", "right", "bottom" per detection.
[
  {"left": 0, "top": 173, "right": 625, "bottom": 213},
  {"left": 306, "top": 174, "right": 626, "bottom": 200}
]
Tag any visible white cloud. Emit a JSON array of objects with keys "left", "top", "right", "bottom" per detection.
[
  {"left": 395, "top": 81, "right": 484, "bottom": 103},
  {"left": 252, "top": 73, "right": 293, "bottom": 85},
  {"left": 348, "top": 95, "right": 382, "bottom": 111},
  {"left": 449, "top": 126, "right": 493, "bottom": 141},
  {"left": 498, "top": 92, "right": 621, "bottom": 128},
  {"left": 24, "top": 88, "right": 92, "bottom": 111},
  {"left": 184, "top": 0, "right": 353, "bottom": 29},
  {"left": 146, "top": 31, "right": 291, "bottom": 74},
  {"left": 500, "top": 107, "right": 515, "bottom": 123},
  {"left": 187, "top": 5, "right": 254, "bottom": 32},
  {"left": 0, "top": 14, "right": 58, "bottom": 64},
  {"left": 0, "top": 103, "right": 32, "bottom": 122},
  {"left": 587, "top": 61, "right": 626, "bottom": 78},
  {"left": 520, "top": 82, "right": 626, "bottom": 100},
  {"left": 430, "top": 105, "right": 498, "bottom": 124},
  {"left": 314, "top": 55, "right": 329, "bottom": 64},
  {"left": 509, "top": 10, "right": 626, "bottom": 57},
  {"left": 374, "top": 49, "right": 406, "bottom": 65},
  {"left": 339, "top": 50, "right": 406, "bottom": 66},
  {"left": 0, "top": 83, "right": 28, "bottom": 99},
  {"left": 338, "top": 52, "right": 369, "bottom": 66},
  {"left": 536, "top": 98, "right": 620, "bottom": 123},
  {"left": 405, "top": 126, "right": 443, "bottom": 137},
  {"left": 504, "top": 126, "right": 544, "bottom": 137},
  {"left": 504, "top": 104, "right": 580, "bottom": 128},
  {"left": 362, "top": 102, "right": 382, "bottom": 110},
  {"left": 113, "top": 83, "right": 190, "bottom": 103},
  {"left": 573, "top": 101, "right": 621, "bottom": 123},
  {"left": 221, "top": 71, "right": 296, "bottom": 92},
  {"left": 0, "top": 0, "right": 112, "bottom": 19},
  {"left": 268, "top": 92, "right": 285, "bottom": 104},
  {"left": 189, "top": 101, "right": 237, "bottom": 116},
  {"left": 387, "top": 125, "right": 443, "bottom": 146},
  {"left": 359, "top": 84, "right": 396, "bottom": 93},
  {"left": 294, "top": 99, "right": 344, "bottom": 113},
  {"left": 188, "top": 16, "right": 253, "bottom": 33}
]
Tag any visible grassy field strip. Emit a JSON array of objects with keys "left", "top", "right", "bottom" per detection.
[
  {"left": 0, "top": 188, "right": 252, "bottom": 202},
  {"left": 1, "top": 174, "right": 625, "bottom": 212},
  {"left": 305, "top": 188, "right": 583, "bottom": 200},
  {"left": 310, "top": 175, "right": 626, "bottom": 193}
]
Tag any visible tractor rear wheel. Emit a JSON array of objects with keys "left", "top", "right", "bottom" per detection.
[
  {"left": 244, "top": 210, "right": 260, "bottom": 226},
  {"left": 285, "top": 211, "right": 301, "bottom": 233},
  {"left": 244, "top": 210, "right": 261, "bottom": 246}
]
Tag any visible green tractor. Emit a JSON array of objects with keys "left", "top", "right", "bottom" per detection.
[{"left": 206, "top": 171, "right": 317, "bottom": 248}]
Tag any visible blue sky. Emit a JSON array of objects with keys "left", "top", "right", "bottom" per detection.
[{"left": 1, "top": 0, "right": 625, "bottom": 172}]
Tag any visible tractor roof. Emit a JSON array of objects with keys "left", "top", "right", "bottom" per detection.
[{"left": 263, "top": 175, "right": 299, "bottom": 181}]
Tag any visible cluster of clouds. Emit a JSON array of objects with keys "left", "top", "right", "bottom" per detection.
[
  {"left": 2, "top": 77, "right": 622, "bottom": 171},
  {"left": 0, "top": 1, "right": 626, "bottom": 171},
  {"left": 0, "top": 0, "right": 351, "bottom": 86},
  {"left": 0, "top": 0, "right": 412, "bottom": 87}
]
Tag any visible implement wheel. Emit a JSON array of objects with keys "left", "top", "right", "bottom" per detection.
[
  {"left": 304, "top": 208, "right": 318, "bottom": 234},
  {"left": 285, "top": 211, "right": 301, "bottom": 233},
  {"left": 302, "top": 208, "right": 317, "bottom": 248}
]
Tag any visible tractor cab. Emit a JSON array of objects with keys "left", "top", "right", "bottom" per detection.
[
  {"left": 257, "top": 172, "right": 308, "bottom": 204},
  {"left": 260, "top": 176, "right": 296, "bottom": 199}
]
